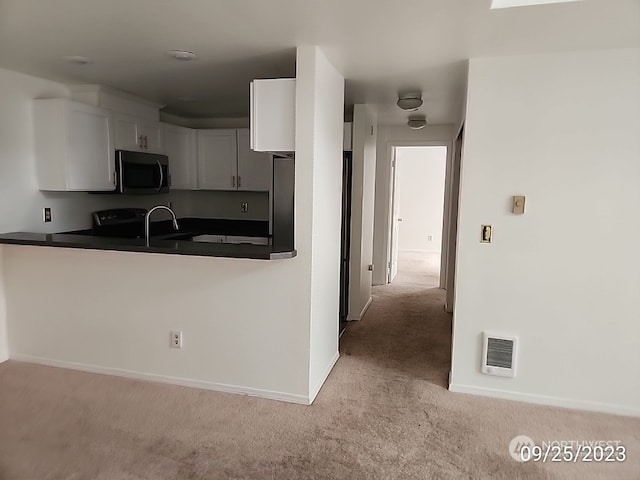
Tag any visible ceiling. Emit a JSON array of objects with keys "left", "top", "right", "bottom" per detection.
[{"left": 0, "top": 0, "right": 638, "bottom": 125}]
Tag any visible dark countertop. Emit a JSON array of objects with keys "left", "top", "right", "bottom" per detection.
[
  {"left": 65, "top": 218, "right": 272, "bottom": 239},
  {"left": 0, "top": 219, "right": 296, "bottom": 260}
]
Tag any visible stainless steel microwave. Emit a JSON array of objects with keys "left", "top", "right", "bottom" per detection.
[{"left": 115, "top": 150, "right": 169, "bottom": 194}]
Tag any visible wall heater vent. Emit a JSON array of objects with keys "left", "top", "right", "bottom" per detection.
[{"left": 482, "top": 333, "right": 518, "bottom": 378}]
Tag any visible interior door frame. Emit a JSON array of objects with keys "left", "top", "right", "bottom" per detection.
[
  {"left": 387, "top": 148, "right": 399, "bottom": 283},
  {"left": 382, "top": 140, "right": 453, "bottom": 288},
  {"left": 444, "top": 124, "right": 464, "bottom": 312}
]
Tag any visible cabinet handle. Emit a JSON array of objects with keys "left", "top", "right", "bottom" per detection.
[
  {"left": 138, "top": 135, "right": 144, "bottom": 149},
  {"left": 238, "top": 176, "right": 241, "bottom": 188},
  {"left": 232, "top": 175, "right": 236, "bottom": 188}
]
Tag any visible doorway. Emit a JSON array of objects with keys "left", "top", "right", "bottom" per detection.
[
  {"left": 388, "top": 146, "right": 448, "bottom": 287},
  {"left": 339, "top": 151, "right": 353, "bottom": 336}
]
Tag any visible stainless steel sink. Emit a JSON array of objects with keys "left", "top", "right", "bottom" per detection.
[{"left": 158, "top": 233, "right": 270, "bottom": 245}]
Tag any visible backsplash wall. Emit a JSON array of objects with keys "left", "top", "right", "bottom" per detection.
[{"left": 183, "top": 190, "right": 270, "bottom": 221}]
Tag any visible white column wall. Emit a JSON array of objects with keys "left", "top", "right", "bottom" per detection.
[{"left": 295, "top": 46, "right": 344, "bottom": 399}]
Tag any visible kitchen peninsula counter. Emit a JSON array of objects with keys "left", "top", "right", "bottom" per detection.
[{"left": 0, "top": 230, "right": 296, "bottom": 260}]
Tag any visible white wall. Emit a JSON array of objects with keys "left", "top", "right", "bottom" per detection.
[
  {"left": 396, "top": 146, "right": 447, "bottom": 253},
  {"left": 450, "top": 48, "right": 640, "bottom": 416},
  {"left": 348, "top": 105, "right": 377, "bottom": 320},
  {"left": 4, "top": 246, "right": 312, "bottom": 400},
  {"left": 295, "top": 46, "right": 344, "bottom": 399},
  {"left": 372, "top": 125, "right": 455, "bottom": 285}
]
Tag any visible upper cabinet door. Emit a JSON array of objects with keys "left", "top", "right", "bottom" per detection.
[
  {"left": 197, "top": 129, "right": 237, "bottom": 190},
  {"left": 66, "top": 103, "right": 115, "bottom": 191},
  {"left": 34, "top": 99, "right": 115, "bottom": 191},
  {"left": 113, "top": 113, "right": 140, "bottom": 151},
  {"left": 250, "top": 78, "right": 296, "bottom": 152},
  {"left": 163, "top": 123, "right": 197, "bottom": 190},
  {"left": 236, "top": 128, "right": 272, "bottom": 192},
  {"left": 113, "top": 113, "right": 163, "bottom": 154},
  {"left": 138, "top": 121, "right": 163, "bottom": 154}
]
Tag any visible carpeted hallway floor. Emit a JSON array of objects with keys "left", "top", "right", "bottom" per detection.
[{"left": 1, "top": 257, "right": 638, "bottom": 479}]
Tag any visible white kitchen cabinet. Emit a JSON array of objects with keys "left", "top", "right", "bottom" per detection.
[
  {"left": 34, "top": 99, "right": 115, "bottom": 191},
  {"left": 250, "top": 78, "right": 296, "bottom": 152},
  {"left": 162, "top": 123, "right": 197, "bottom": 189},
  {"left": 114, "top": 113, "right": 163, "bottom": 154},
  {"left": 164, "top": 127, "right": 272, "bottom": 192},
  {"left": 138, "top": 121, "right": 163, "bottom": 153},
  {"left": 236, "top": 128, "right": 272, "bottom": 191},
  {"left": 197, "top": 129, "right": 238, "bottom": 190}
]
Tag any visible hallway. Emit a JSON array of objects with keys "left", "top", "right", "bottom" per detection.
[{"left": 1, "top": 281, "right": 639, "bottom": 479}]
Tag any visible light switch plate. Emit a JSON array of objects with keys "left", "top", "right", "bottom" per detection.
[
  {"left": 481, "top": 225, "right": 493, "bottom": 243},
  {"left": 512, "top": 196, "right": 526, "bottom": 214}
]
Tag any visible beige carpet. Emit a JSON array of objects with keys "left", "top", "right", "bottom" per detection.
[{"left": 1, "top": 267, "right": 639, "bottom": 479}]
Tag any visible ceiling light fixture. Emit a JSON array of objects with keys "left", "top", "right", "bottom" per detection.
[
  {"left": 397, "top": 93, "right": 423, "bottom": 112},
  {"left": 167, "top": 50, "right": 197, "bottom": 61},
  {"left": 407, "top": 116, "right": 427, "bottom": 130},
  {"left": 62, "top": 55, "right": 92, "bottom": 65}
]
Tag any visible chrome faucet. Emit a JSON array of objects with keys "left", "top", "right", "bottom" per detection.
[{"left": 145, "top": 205, "right": 179, "bottom": 246}]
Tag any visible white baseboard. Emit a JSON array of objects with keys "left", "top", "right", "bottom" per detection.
[
  {"left": 449, "top": 383, "right": 640, "bottom": 418},
  {"left": 348, "top": 296, "right": 373, "bottom": 321},
  {"left": 11, "top": 354, "right": 310, "bottom": 405},
  {"left": 308, "top": 351, "right": 340, "bottom": 404}
]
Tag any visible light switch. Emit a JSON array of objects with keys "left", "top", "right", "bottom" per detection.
[
  {"left": 512, "top": 195, "right": 526, "bottom": 214},
  {"left": 481, "top": 225, "right": 492, "bottom": 243}
]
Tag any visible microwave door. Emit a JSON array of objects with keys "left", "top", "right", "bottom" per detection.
[{"left": 117, "top": 151, "right": 168, "bottom": 194}]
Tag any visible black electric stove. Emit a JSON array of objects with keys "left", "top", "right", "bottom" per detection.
[
  {"left": 91, "top": 208, "right": 148, "bottom": 238},
  {"left": 64, "top": 208, "right": 270, "bottom": 240}
]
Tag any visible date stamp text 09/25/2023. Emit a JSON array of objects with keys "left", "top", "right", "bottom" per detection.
[{"left": 509, "top": 435, "right": 626, "bottom": 463}]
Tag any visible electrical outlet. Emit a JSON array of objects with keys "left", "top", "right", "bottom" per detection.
[
  {"left": 241, "top": 202, "right": 248, "bottom": 213},
  {"left": 170, "top": 331, "right": 183, "bottom": 349},
  {"left": 43, "top": 207, "right": 52, "bottom": 223},
  {"left": 427, "top": 235, "right": 433, "bottom": 242}
]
